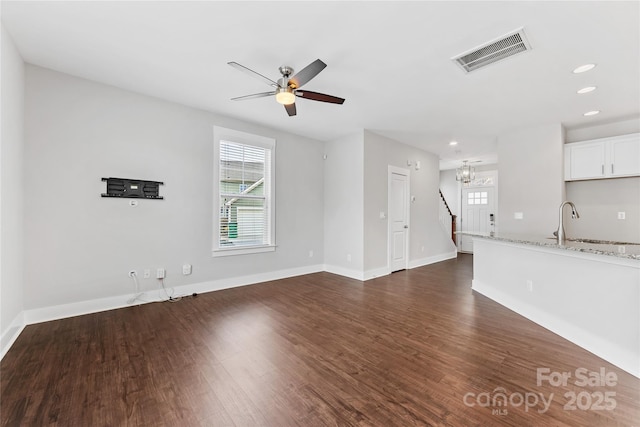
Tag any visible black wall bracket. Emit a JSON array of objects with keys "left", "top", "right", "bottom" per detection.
[{"left": 101, "top": 177, "right": 164, "bottom": 199}]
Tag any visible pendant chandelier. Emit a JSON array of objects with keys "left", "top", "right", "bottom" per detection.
[{"left": 456, "top": 160, "right": 475, "bottom": 184}]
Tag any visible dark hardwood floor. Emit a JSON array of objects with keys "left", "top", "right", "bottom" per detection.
[{"left": 1, "top": 254, "right": 639, "bottom": 426}]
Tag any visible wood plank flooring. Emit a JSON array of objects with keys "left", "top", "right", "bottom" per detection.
[{"left": 1, "top": 254, "right": 639, "bottom": 426}]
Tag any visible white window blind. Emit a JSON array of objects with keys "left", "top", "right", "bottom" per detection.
[{"left": 213, "top": 126, "right": 275, "bottom": 256}]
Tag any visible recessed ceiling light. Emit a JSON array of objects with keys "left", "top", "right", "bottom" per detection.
[
  {"left": 573, "top": 64, "right": 596, "bottom": 74},
  {"left": 577, "top": 86, "right": 596, "bottom": 94},
  {"left": 449, "top": 141, "right": 458, "bottom": 146},
  {"left": 583, "top": 110, "right": 600, "bottom": 116}
]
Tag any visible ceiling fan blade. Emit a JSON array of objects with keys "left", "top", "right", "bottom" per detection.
[
  {"left": 231, "top": 91, "right": 276, "bottom": 101},
  {"left": 289, "top": 59, "right": 326, "bottom": 89},
  {"left": 296, "top": 90, "right": 345, "bottom": 104},
  {"left": 284, "top": 103, "right": 297, "bottom": 116},
  {"left": 228, "top": 62, "right": 279, "bottom": 87}
]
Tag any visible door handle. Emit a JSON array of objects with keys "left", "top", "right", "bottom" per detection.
[{"left": 404, "top": 225, "right": 409, "bottom": 229}]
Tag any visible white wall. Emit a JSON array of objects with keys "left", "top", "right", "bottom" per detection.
[
  {"left": 363, "top": 131, "right": 455, "bottom": 275},
  {"left": 566, "top": 178, "right": 640, "bottom": 243},
  {"left": 565, "top": 117, "right": 640, "bottom": 143},
  {"left": 565, "top": 118, "right": 640, "bottom": 243},
  {"left": 472, "top": 237, "right": 640, "bottom": 377},
  {"left": 23, "top": 65, "right": 325, "bottom": 310},
  {"left": 323, "top": 130, "right": 455, "bottom": 280},
  {"left": 323, "top": 132, "right": 364, "bottom": 277},
  {"left": 497, "top": 124, "right": 564, "bottom": 235},
  {"left": 0, "top": 24, "right": 25, "bottom": 355}
]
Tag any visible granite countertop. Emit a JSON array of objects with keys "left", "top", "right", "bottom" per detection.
[{"left": 457, "top": 231, "right": 640, "bottom": 261}]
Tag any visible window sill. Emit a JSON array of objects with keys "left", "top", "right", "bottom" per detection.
[{"left": 212, "top": 245, "right": 276, "bottom": 257}]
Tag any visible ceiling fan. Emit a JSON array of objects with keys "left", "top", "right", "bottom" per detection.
[{"left": 227, "top": 59, "right": 345, "bottom": 117}]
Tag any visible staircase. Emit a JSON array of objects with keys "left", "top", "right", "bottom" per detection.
[{"left": 438, "top": 190, "right": 456, "bottom": 244}]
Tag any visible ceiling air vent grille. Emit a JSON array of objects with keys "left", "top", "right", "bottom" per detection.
[{"left": 452, "top": 28, "right": 531, "bottom": 73}]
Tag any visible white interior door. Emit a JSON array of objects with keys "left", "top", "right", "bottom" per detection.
[
  {"left": 460, "top": 187, "right": 495, "bottom": 253},
  {"left": 389, "top": 168, "right": 409, "bottom": 272}
]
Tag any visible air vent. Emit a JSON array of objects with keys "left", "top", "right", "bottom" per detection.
[{"left": 452, "top": 28, "right": 531, "bottom": 73}]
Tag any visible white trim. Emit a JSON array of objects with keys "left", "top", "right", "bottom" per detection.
[
  {"left": 472, "top": 279, "right": 639, "bottom": 378},
  {"left": 387, "top": 165, "right": 410, "bottom": 272},
  {"left": 363, "top": 266, "right": 391, "bottom": 280},
  {"left": 212, "top": 244, "right": 276, "bottom": 257},
  {"left": 212, "top": 126, "right": 276, "bottom": 256},
  {"left": 0, "top": 312, "right": 25, "bottom": 360},
  {"left": 323, "top": 264, "right": 366, "bottom": 281},
  {"left": 0, "top": 253, "right": 458, "bottom": 360},
  {"left": 20, "top": 264, "right": 324, "bottom": 327},
  {"left": 24, "top": 294, "right": 135, "bottom": 326},
  {"left": 213, "top": 125, "right": 276, "bottom": 150},
  {"left": 408, "top": 251, "right": 458, "bottom": 269}
]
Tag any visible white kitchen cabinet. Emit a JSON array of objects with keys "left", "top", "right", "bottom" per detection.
[
  {"left": 610, "top": 134, "right": 640, "bottom": 177},
  {"left": 564, "top": 133, "right": 640, "bottom": 181}
]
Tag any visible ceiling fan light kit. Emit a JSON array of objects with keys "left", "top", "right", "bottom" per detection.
[
  {"left": 275, "top": 87, "right": 295, "bottom": 105},
  {"left": 228, "top": 59, "right": 345, "bottom": 116}
]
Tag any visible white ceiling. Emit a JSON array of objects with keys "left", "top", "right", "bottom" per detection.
[{"left": 2, "top": 1, "right": 639, "bottom": 169}]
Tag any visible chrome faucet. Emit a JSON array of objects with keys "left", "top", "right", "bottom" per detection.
[{"left": 556, "top": 201, "right": 579, "bottom": 244}]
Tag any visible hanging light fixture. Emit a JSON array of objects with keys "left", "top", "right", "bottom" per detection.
[{"left": 456, "top": 160, "right": 475, "bottom": 183}]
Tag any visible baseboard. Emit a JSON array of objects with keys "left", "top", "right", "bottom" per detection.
[
  {"left": 408, "top": 250, "right": 457, "bottom": 269},
  {"left": 3, "top": 264, "right": 324, "bottom": 361},
  {"left": 326, "top": 250, "right": 459, "bottom": 281},
  {"left": 1, "top": 312, "right": 25, "bottom": 360},
  {"left": 472, "top": 279, "right": 640, "bottom": 378},
  {"left": 22, "top": 264, "right": 325, "bottom": 327},
  {"left": 4, "top": 255, "right": 462, "bottom": 361},
  {"left": 363, "top": 266, "right": 391, "bottom": 281},
  {"left": 174, "top": 264, "right": 326, "bottom": 296},
  {"left": 323, "top": 264, "right": 365, "bottom": 281}
]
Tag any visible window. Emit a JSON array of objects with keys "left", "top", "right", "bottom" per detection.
[
  {"left": 213, "top": 126, "right": 275, "bottom": 256},
  {"left": 467, "top": 191, "right": 488, "bottom": 205}
]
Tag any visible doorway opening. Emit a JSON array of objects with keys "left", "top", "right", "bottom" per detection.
[{"left": 458, "top": 170, "right": 498, "bottom": 253}]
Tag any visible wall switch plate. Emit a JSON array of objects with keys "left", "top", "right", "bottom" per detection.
[
  {"left": 526, "top": 280, "right": 533, "bottom": 292},
  {"left": 618, "top": 212, "right": 626, "bottom": 220},
  {"left": 156, "top": 268, "right": 165, "bottom": 279},
  {"left": 514, "top": 212, "right": 524, "bottom": 220},
  {"left": 182, "top": 264, "right": 192, "bottom": 275}
]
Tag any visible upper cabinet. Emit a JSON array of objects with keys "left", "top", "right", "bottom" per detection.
[{"left": 565, "top": 133, "right": 640, "bottom": 181}]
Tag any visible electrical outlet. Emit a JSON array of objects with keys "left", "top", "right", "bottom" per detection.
[
  {"left": 156, "top": 268, "right": 165, "bottom": 279},
  {"left": 347, "top": 254, "right": 352, "bottom": 262},
  {"left": 526, "top": 280, "right": 533, "bottom": 292},
  {"left": 182, "top": 264, "right": 192, "bottom": 275},
  {"left": 308, "top": 250, "right": 314, "bottom": 258},
  {"left": 143, "top": 269, "right": 151, "bottom": 279},
  {"left": 618, "top": 212, "right": 626, "bottom": 220}
]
